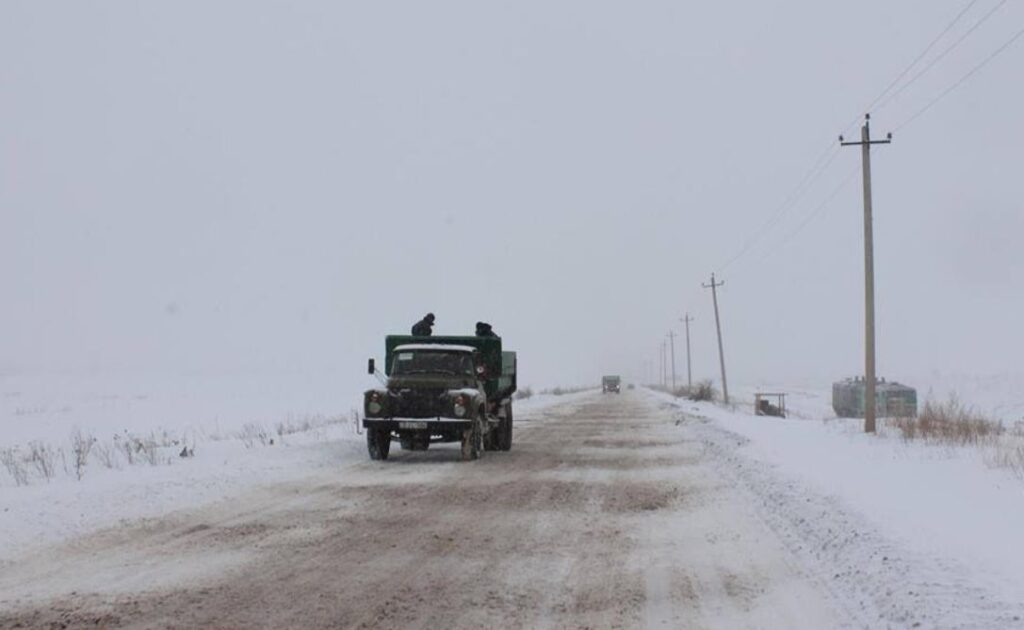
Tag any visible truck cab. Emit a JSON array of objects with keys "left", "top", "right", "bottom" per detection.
[{"left": 602, "top": 375, "right": 621, "bottom": 394}]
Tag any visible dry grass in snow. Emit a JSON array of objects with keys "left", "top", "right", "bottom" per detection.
[
  {"left": 0, "top": 414, "right": 349, "bottom": 488},
  {"left": 887, "top": 396, "right": 1004, "bottom": 445},
  {"left": 882, "top": 396, "right": 1024, "bottom": 478}
]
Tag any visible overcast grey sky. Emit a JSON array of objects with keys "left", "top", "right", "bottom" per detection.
[{"left": 2, "top": 1, "right": 1022, "bottom": 392}]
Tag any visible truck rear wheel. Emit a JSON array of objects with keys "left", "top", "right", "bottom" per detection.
[
  {"left": 367, "top": 427, "right": 391, "bottom": 460},
  {"left": 461, "top": 417, "right": 482, "bottom": 461},
  {"left": 498, "top": 403, "right": 513, "bottom": 451}
]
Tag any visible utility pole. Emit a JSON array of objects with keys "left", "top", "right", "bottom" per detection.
[
  {"left": 666, "top": 331, "right": 677, "bottom": 392},
  {"left": 841, "top": 113, "right": 891, "bottom": 434},
  {"left": 680, "top": 313, "right": 694, "bottom": 391},
  {"left": 663, "top": 342, "right": 671, "bottom": 387},
  {"left": 659, "top": 344, "right": 667, "bottom": 389},
  {"left": 702, "top": 273, "right": 729, "bottom": 404}
]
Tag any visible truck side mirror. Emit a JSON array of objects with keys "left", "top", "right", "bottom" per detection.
[{"left": 367, "top": 358, "right": 375, "bottom": 375}]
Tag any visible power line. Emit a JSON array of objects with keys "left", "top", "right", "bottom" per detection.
[
  {"left": 846, "top": 0, "right": 984, "bottom": 129},
  {"left": 749, "top": 165, "right": 860, "bottom": 267},
  {"left": 895, "top": 22, "right": 1024, "bottom": 132},
  {"left": 838, "top": 0, "right": 982, "bottom": 136},
  {"left": 717, "top": 143, "right": 840, "bottom": 273},
  {"left": 877, "top": 0, "right": 1010, "bottom": 111},
  {"left": 712, "top": 1, "right": 1005, "bottom": 279}
]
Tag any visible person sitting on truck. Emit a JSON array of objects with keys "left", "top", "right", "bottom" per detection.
[
  {"left": 475, "top": 321, "right": 496, "bottom": 337},
  {"left": 411, "top": 313, "right": 435, "bottom": 336}
]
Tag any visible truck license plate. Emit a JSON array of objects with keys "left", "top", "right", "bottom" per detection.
[{"left": 399, "top": 421, "right": 428, "bottom": 429}]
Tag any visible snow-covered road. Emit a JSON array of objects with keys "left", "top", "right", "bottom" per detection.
[{"left": 1, "top": 389, "right": 1022, "bottom": 628}]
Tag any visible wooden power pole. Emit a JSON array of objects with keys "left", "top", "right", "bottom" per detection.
[
  {"left": 702, "top": 273, "right": 729, "bottom": 404},
  {"left": 666, "top": 331, "right": 677, "bottom": 392},
  {"left": 661, "top": 341, "right": 668, "bottom": 388},
  {"left": 841, "top": 113, "right": 891, "bottom": 434},
  {"left": 680, "top": 313, "right": 693, "bottom": 390}
]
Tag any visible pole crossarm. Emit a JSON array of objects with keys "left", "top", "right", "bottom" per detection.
[
  {"left": 840, "top": 113, "right": 892, "bottom": 146},
  {"left": 840, "top": 138, "right": 893, "bottom": 146}
]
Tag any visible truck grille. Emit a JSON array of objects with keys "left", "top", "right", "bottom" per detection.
[{"left": 390, "top": 388, "right": 446, "bottom": 418}]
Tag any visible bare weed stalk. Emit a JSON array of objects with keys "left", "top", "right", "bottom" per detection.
[
  {"left": 138, "top": 439, "right": 159, "bottom": 466},
  {"left": 239, "top": 423, "right": 269, "bottom": 448},
  {"left": 1, "top": 448, "right": 29, "bottom": 486},
  {"left": 70, "top": 428, "right": 94, "bottom": 480},
  {"left": 28, "top": 441, "right": 57, "bottom": 481},
  {"left": 92, "top": 441, "right": 121, "bottom": 469}
]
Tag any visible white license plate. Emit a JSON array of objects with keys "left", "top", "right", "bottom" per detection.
[{"left": 399, "top": 421, "right": 428, "bottom": 429}]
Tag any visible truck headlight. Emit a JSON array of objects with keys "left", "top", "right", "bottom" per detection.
[{"left": 367, "top": 391, "right": 385, "bottom": 416}]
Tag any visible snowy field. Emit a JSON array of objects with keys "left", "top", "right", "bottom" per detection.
[
  {"left": 0, "top": 370, "right": 590, "bottom": 562},
  {"left": 0, "top": 368, "right": 359, "bottom": 448}
]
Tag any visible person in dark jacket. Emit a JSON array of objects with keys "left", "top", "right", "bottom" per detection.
[
  {"left": 475, "top": 321, "right": 496, "bottom": 337},
  {"left": 411, "top": 313, "right": 435, "bottom": 336}
]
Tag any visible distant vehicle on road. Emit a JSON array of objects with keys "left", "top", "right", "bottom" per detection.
[
  {"left": 363, "top": 334, "right": 517, "bottom": 461},
  {"left": 602, "top": 375, "right": 621, "bottom": 394}
]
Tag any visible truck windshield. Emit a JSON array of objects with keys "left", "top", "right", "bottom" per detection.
[{"left": 392, "top": 351, "right": 475, "bottom": 376}]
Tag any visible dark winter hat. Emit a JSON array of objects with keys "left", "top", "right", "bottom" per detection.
[{"left": 425, "top": 313, "right": 435, "bottom": 322}]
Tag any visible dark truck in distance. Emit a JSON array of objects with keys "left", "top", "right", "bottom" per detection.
[
  {"left": 363, "top": 335, "right": 517, "bottom": 461},
  {"left": 602, "top": 375, "right": 621, "bottom": 393}
]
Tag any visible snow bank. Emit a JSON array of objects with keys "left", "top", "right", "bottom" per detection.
[{"left": 647, "top": 387, "right": 1024, "bottom": 614}]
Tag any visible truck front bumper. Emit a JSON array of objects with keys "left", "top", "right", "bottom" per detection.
[{"left": 362, "top": 418, "right": 474, "bottom": 432}]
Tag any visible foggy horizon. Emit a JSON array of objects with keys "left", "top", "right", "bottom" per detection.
[{"left": 3, "top": 0, "right": 1022, "bottom": 394}]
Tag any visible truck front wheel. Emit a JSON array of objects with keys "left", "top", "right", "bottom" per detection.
[
  {"left": 461, "top": 417, "right": 482, "bottom": 461},
  {"left": 367, "top": 427, "right": 391, "bottom": 460},
  {"left": 483, "top": 411, "right": 498, "bottom": 452}
]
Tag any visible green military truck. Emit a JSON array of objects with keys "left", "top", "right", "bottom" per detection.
[
  {"left": 363, "top": 335, "right": 517, "bottom": 461},
  {"left": 602, "top": 375, "right": 621, "bottom": 394}
]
